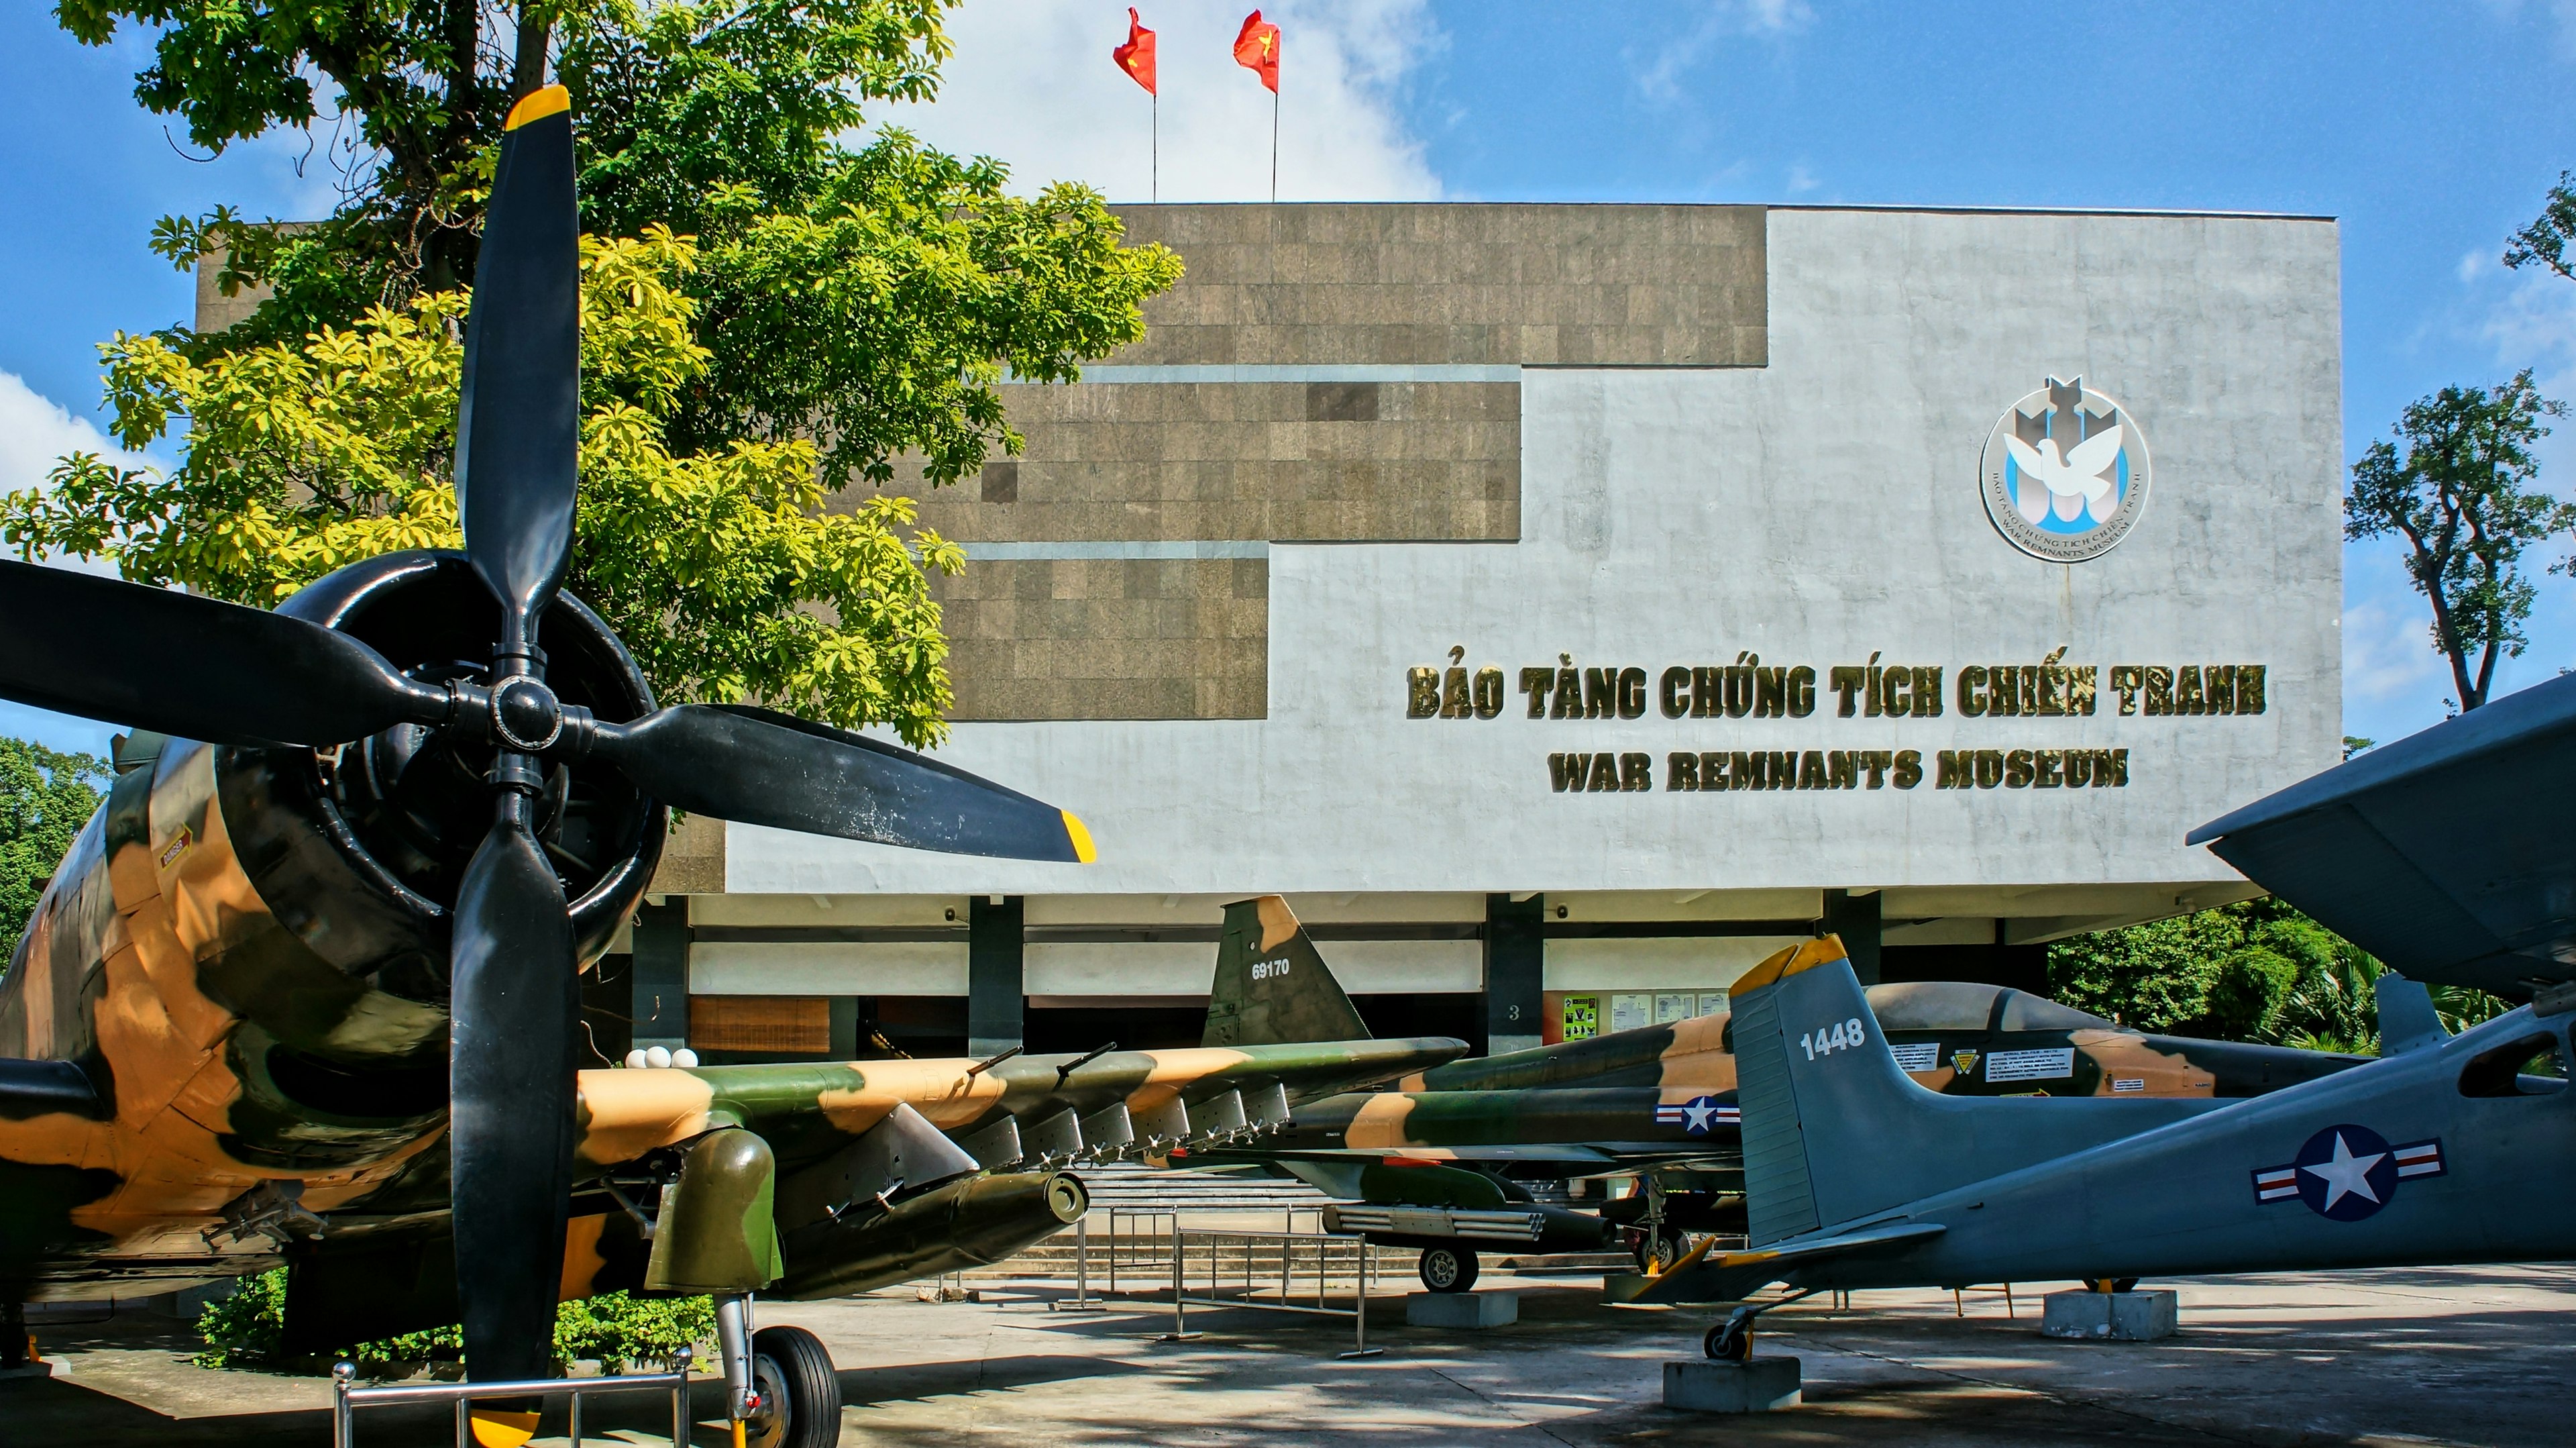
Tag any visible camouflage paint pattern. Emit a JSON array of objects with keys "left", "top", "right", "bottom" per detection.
[
  {"left": 641, "top": 1128, "right": 782, "bottom": 1294},
  {"left": 0, "top": 663, "right": 1458, "bottom": 1308}
]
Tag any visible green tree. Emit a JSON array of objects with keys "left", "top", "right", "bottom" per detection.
[
  {"left": 32, "top": 0, "right": 1182, "bottom": 741},
  {"left": 2048, "top": 899, "right": 2365, "bottom": 1047},
  {"left": 2506, "top": 170, "right": 2576, "bottom": 285},
  {"left": 1, "top": 738, "right": 111, "bottom": 962},
  {"left": 2345, "top": 372, "right": 2571, "bottom": 713},
  {"left": 13, "top": 232, "right": 974, "bottom": 742}
]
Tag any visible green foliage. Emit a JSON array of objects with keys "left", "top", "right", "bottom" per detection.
[
  {"left": 2506, "top": 170, "right": 2576, "bottom": 285},
  {"left": 2345, "top": 371, "right": 2571, "bottom": 712},
  {"left": 43, "top": 0, "right": 1182, "bottom": 740},
  {"left": 553, "top": 1289, "right": 716, "bottom": 1374},
  {"left": 7, "top": 234, "right": 965, "bottom": 743},
  {"left": 2049, "top": 898, "right": 2377, "bottom": 1049},
  {"left": 0, "top": 738, "right": 110, "bottom": 962},
  {"left": 195, "top": 1268, "right": 712, "bottom": 1376}
]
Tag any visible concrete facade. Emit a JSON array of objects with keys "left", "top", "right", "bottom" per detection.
[
  {"left": 203, "top": 201, "right": 2342, "bottom": 1056},
  {"left": 685, "top": 204, "right": 2343, "bottom": 1053}
]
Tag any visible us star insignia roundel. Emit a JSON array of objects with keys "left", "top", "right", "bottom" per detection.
[
  {"left": 1653, "top": 1096, "right": 1737, "bottom": 1135},
  {"left": 2251, "top": 1125, "right": 2444, "bottom": 1222}
]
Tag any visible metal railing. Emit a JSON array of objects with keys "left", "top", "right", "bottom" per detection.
[
  {"left": 1167, "top": 1227, "right": 1382, "bottom": 1359},
  {"left": 329, "top": 1349, "right": 694, "bottom": 1448},
  {"left": 1095, "top": 1203, "right": 1326, "bottom": 1296}
]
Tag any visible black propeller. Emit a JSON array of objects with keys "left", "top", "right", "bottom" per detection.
[{"left": 0, "top": 83, "right": 1092, "bottom": 1383}]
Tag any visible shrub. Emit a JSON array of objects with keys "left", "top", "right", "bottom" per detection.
[{"left": 196, "top": 1269, "right": 712, "bottom": 1377}]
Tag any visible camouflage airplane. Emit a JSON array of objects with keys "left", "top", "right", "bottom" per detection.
[
  {"left": 0, "top": 91, "right": 1460, "bottom": 1448},
  {"left": 1203, "top": 907, "right": 2363, "bottom": 1290},
  {"left": 1641, "top": 674, "right": 2576, "bottom": 1357}
]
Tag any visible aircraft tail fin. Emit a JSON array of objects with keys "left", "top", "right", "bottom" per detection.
[
  {"left": 1729, "top": 935, "right": 2223, "bottom": 1245},
  {"left": 2375, "top": 973, "right": 2448, "bottom": 1055},
  {"left": 1203, "top": 896, "right": 1371, "bottom": 1047}
]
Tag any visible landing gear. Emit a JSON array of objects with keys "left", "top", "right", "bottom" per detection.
[
  {"left": 744, "top": 1325, "right": 842, "bottom": 1448},
  {"left": 1636, "top": 1227, "right": 1689, "bottom": 1276},
  {"left": 2074, "top": 1278, "right": 2140, "bottom": 1293},
  {"left": 1417, "top": 1245, "right": 1480, "bottom": 1294},
  {"left": 1703, "top": 1316, "right": 1751, "bottom": 1361},
  {"left": 1702, "top": 1285, "right": 1822, "bottom": 1361}
]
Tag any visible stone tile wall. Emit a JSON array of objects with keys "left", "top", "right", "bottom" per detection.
[
  {"left": 910, "top": 379, "right": 1519, "bottom": 544},
  {"left": 934, "top": 556, "right": 1268, "bottom": 721},
  {"left": 1102, "top": 203, "right": 1767, "bottom": 366}
]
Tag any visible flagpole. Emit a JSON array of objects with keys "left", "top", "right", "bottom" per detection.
[
  {"left": 1270, "top": 87, "right": 1279, "bottom": 203},
  {"left": 1152, "top": 92, "right": 1159, "bottom": 203}
]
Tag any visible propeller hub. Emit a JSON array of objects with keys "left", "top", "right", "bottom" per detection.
[{"left": 489, "top": 675, "right": 565, "bottom": 754}]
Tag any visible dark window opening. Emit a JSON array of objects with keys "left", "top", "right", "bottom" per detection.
[{"left": 2458, "top": 1033, "right": 2567, "bottom": 1097}]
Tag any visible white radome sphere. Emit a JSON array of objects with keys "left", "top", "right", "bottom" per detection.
[
  {"left": 645, "top": 1045, "right": 674, "bottom": 1069},
  {"left": 623, "top": 1049, "right": 648, "bottom": 1069},
  {"left": 672, "top": 1048, "right": 700, "bottom": 1068}
]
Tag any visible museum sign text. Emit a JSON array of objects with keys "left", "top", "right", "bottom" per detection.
[{"left": 1402, "top": 649, "right": 2268, "bottom": 794}]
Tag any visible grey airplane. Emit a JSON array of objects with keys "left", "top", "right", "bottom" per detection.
[{"left": 1645, "top": 672, "right": 2576, "bottom": 1357}]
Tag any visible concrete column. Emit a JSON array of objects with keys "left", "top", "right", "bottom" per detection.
[
  {"left": 967, "top": 895, "right": 1025, "bottom": 1059},
  {"left": 630, "top": 898, "right": 692, "bottom": 1050},
  {"left": 1819, "top": 888, "right": 1882, "bottom": 986},
  {"left": 1483, "top": 893, "right": 1546, "bottom": 1056}
]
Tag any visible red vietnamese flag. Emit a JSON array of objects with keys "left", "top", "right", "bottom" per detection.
[
  {"left": 1114, "top": 9, "right": 1156, "bottom": 95},
  {"left": 1233, "top": 10, "right": 1280, "bottom": 93}
]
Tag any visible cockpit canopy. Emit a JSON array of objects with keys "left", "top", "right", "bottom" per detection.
[{"left": 1864, "top": 980, "right": 2114, "bottom": 1034}]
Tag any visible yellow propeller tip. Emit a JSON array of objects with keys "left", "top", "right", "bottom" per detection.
[
  {"left": 468, "top": 1408, "right": 542, "bottom": 1448},
  {"left": 1061, "top": 810, "right": 1097, "bottom": 864},
  {"left": 504, "top": 84, "right": 571, "bottom": 132}
]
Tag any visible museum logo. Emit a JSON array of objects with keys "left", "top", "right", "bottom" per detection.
[{"left": 1980, "top": 375, "right": 2152, "bottom": 563}]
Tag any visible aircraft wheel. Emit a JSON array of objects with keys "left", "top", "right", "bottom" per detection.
[
  {"left": 1638, "top": 1228, "right": 1688, "bottom": 1275},
  {"left": 745, "top": 1325, "right": 842, "bottom": 1448},
  {"left": 1417, "top": 1245, "right": 1479, "bottom": 1294},
  {"left": 1703, "top": 1317, "right": 1752, "bottom": 1361}
]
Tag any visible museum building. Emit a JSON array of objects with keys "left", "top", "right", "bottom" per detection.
[{"left": 213, "top": 201, "right": 2342, "bottom": 1061}]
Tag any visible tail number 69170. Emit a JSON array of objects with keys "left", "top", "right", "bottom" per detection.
[{"left": 1801, "top": 1017, "right": 1867, "bottom": 1060}]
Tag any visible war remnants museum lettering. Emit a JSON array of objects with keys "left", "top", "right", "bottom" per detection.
[{"left": 1403, "top": 648, "right": 2267, "bottom": 796}]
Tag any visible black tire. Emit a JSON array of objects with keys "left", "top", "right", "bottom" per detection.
[
  {"left": 2070, "top": 1278, "right": 2142, "bottom": 1294},
  {"left": 1703, "top": 1318, "right": 1752, "bottom": 1361},
  {"left": 1639, "top": 1228, "right": 1688, "bottom": 1275},
  {"left": 1417, "top": 1245, "right": 1480, "bottom": 1294},
  {"left": 747, "top": 1325, "right": 841, "bottom": 1448}
]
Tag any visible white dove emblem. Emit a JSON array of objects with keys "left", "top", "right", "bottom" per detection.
[{"left": 2004, "top": 425, "right": 2125, "bottom": 527}]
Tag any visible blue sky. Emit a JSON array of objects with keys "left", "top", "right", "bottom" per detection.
[{"left": 6, "top": 1, "right": 2576, "bottom": 759}]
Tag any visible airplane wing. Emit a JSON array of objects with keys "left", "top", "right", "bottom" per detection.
[
  {"left": 573, "top": 1035, "right": 1466, "bottom": 1175},
  {"left": 2189, "top": 672, "right": 2576, "bottom": 998}
]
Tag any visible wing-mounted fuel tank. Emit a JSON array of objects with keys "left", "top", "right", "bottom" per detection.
[{"left": 0, "top": 550, "right": 664, "bottom": 1182}]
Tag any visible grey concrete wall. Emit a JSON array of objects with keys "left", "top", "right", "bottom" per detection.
[{"left": 739, "top": 207, "right": 2345, "bottom": 911}]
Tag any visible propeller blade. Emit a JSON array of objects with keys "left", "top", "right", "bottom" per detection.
[
  {"left": 588, "top": 703, "right": 1097, "bottom": 862},
  {"left": 0, "top": 558, "right": 449, "bottom": 747},
  {"left": 455, "top": 85, "right": 580, "bottom": 638},
  {"left": 448, "top": 810, "right": 578, "bottom": 1383}
]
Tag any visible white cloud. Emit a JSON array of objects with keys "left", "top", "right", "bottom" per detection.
[
  {"left": 2481, "top": 0, "right": 2576, "bottom": 60},
  {"left": 0, "top": 373, "right": 153, "bottom": 754},
  {"left": 1633, "top": 2, "right": 1813, "bottom": 104},
  {"left": 2342, "top": 586, "right": 2449, "bottom": 710},
  {"left": 877, "top": 1, "right": 1442, "bottom": 203},
  {"left": 0, "top": 370, "right": 160, "bottom": 521}
]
